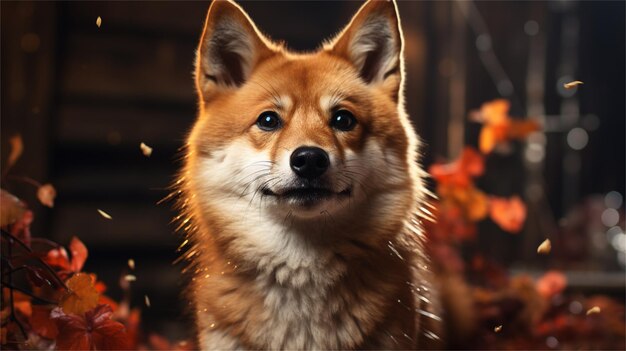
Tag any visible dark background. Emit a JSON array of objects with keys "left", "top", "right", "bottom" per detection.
[{"left": 2, "top": 1, "right": 624, "bottom": 339}]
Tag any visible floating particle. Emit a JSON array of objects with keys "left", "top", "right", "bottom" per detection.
[
  {"left": 124, "top": 274, "right": 137, "bottom": 282},
  {"left": 494, "top": 325, "right": 503, "bottom": 333},
  {"left": 586, "top": 306, "right": 601, "bottom": 315},
  {"left": 537, "top": 239, "right": 551, "bottom": 254},
  {"left": 97, "top": 209, "right": 112, "bottom": 220},
  {"left": 563, "top": 81, "right": 583, "bottom": 89},
  {"left": 128, "top": 259, "right": 135, "bottom": 270},
  {"left": 140, "top": 142, "right": 153, "bottom": 157},
  {"left": 96, "top": 16, "right": 102, "bottom": 28},
  {"left": 37, "top": 183, "right": 57, "bottom": 208},
  {"left": 144, "top": 295, "right": 151, "bottom": 307}
]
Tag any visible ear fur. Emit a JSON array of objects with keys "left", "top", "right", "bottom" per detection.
[
  {"left": 327, "top": 0, "right": 403, "bottom": 92},
  {"left": 195, "top": 0, "right": 274, "bottom": 101}
]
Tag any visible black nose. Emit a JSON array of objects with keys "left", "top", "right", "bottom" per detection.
[{"left": 290, "top": 147, "right": 330, "bottom": 179}]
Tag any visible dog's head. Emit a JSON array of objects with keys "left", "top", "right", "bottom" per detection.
[{"left": 184, "top": 0, "right": 422, "bottom": 232}]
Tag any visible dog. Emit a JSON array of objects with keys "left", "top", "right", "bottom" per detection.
[{"left": 177, "top": 0, "right": 442, "bottom": 348}]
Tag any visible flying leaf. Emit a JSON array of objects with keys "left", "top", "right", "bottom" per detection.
[
  {"left": 96, "top": 16, "right": 102, "bottom": 28},
  {"left": 586, "top": 306, "right": 601, "bottom": 315},
  {"left": 52, "top": 304, "right": 130, "bottom": 351},
  {"left": 537, "top": 239, "right": 551, "bottom": 254},
  {"left": 97, "top": 209, "right": 112, "bottom": 220},
  {"left": 60, "top": 273, "right": 99, "bottom": 315},
  {"left": 6, "top": 134, "right": 23, "bottom": 171},
  {"left": 563, "top": 80, "right": 584, "bottom": 89},
  {"left": 0, "top": 189, "right": 26, "bottom": 227},
  {"left": 489, "top": 196, "right": 527, "bottom": 233},
  {"left": 37, "top": 183, "right": 57, "bottom": 208},
  {"left": 140, "top": 142, "right": 153, "bottom": 157}
]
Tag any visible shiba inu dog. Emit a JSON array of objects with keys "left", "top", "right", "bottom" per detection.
[{"left": 177, "top": 0, "right": 442, "bottom": 349}]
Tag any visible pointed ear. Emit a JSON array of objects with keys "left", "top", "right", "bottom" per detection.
[
  {"left": 327, "top": 0, "right": 403, "bottom": 89},
  {"left": 195, "top": 0, "right": 274, "bottom": 101}
]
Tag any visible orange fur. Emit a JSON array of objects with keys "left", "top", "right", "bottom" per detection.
[{"left": 177, "top": 1, "right": 442, "bottom": 349}]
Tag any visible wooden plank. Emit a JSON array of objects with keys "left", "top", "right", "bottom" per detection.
[
  {"left": 57, "top": 103, "right": 194, "bottom": 146},
  {"left": 60, "top": 32, "right": 196, "bottom": 102},
  {"left": 51, "top": 203, "right": 177, "bottom": 247}
]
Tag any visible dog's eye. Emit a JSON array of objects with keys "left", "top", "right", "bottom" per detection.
[
  {"left": 256, "top": 111, "right": 282, "bottom": 131},
  {"left": 330, "top": 110, "right": 357, "bottom": 131}
]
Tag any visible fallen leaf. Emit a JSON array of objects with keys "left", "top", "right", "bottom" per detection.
[
  {"left": 537, "top": 239, "right": 551, "bottom": 254},
  {"left": 96, "top": 16, "right": 102, "bottom": 28},
  {"left": 36, "top": 183, "right": 57, "bottom": 208},
  {"left": 140, "top": 142, "right": 153, "bottom": 157},
  {"left": 489, "top": 196, "right": 527, "bottom": 233},
  {"left": 97, "top": 209, "right": 112, "bottom": 220},
  {"left": 6, "top": 134, "right": 23, "bottom": 171},
  {"left": 51, "top": 304, "right": 130, "bottom": 351},
  {"left": 586, "top": 306, "right": 601, "bottom": 315},
  {"left": 124, "top": 275, "right": 136, "bottom": 282},
  {"left": 60, "top": 273, "right": 99, "bottom": 315},
  {"left": 494, "top": 325, "right": 502, "bottom": 333},
  {"left": 563, "top": 80, "right": 584, "bottom": 89},
  {"left": 0, "top": 189, "right": 26, "bottom": 227}
]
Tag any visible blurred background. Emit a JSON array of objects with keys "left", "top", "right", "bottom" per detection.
[{"left": 1, "top": 0, "right": 624, "bottom": 344}]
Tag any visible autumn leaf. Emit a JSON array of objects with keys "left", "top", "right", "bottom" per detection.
[
  {"left": 472, "top": 99, "right": 540, "bottom": 154},
  {"left": 489, "top": 196, "right": 527, "bottom": 233},
  {"left": 536, "top": 270, "right": 567, "bottom": 299},
  {"left": 51, "top": 304, "right": 130, "bottom": 351},
  {"left": 60, "top": 273, "right": 99, "bottom": 315},
  {"left": 0, "top": 189, "right": 26, "bottom": 227},
  {"left": 68, "top": 237, "right": 88, "bottom": 272},
  {"left": 44, "top": 236, "right": 88, "bottom": 273},
  {"left": 37, "top": 183, "right": 57, "bottom": 208},
  {"left": 30, "top": 305, "right": 58, "bottom": 339},
  {"left": 44, "top": 247, "right": 71, "bottom": 271},
  {"left": 429, "top": 147, "right": 485, "bottom": 188}
]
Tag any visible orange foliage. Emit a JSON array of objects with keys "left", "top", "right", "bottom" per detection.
[
  {"left": 472, "top": 99, "right": 540, "bottom": 154},
  {"left": 535, "top": 270, "right": 567, "bottom": 299},
  {"left": 489, "top": 196, "right": 527, "bottom": 233},
  {"left": 60, "top": 273, "right": 100, "bottom": 315},
  {"left": 51, "top": 304, "right": 130, "bottom": 350}
]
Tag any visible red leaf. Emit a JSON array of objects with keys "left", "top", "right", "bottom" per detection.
[
  {"left": 52, "top": 304, "right": 130, "bottom": 351},
  {"left": 489, "top": 196, "right": 527, "bottom": 233},
  {"left": 429, "top": 147, "right": 484, "bottom": 188},
  {"left": 536, "top": 270, "right": 567, "bottom": 299},
  {"left": 30, "top": 305, "right": 58, "bottom": 339},
  {"left": 68, "top": 237, "right": 88, "bottom": 272},
  {"left": 44, "top": 247, "right": 71, "bottom": 271}
]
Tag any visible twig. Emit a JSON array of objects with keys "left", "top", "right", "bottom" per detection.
[{"left": 1, "top": 229, "right": 68, "bottom": 290}]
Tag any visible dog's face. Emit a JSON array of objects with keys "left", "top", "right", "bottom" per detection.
[{"left": 185, "top": 0, "right": 419, "bottom": 225}]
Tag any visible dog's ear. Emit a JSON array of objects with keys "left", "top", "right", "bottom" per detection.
[
  {"left": 195, "top": 0, "right": 274, "bottom": 101},
  {"left": 328, "top": 0, "right": 403, "bottom": 97}
]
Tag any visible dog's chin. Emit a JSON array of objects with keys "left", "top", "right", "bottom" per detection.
[{"left": 261, "top": 186, "right": 352, "bottom": 218}]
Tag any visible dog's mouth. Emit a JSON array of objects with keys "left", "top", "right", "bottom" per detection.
[{"left": 262, "top": 186, "right": 351, "bottom": 207}]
